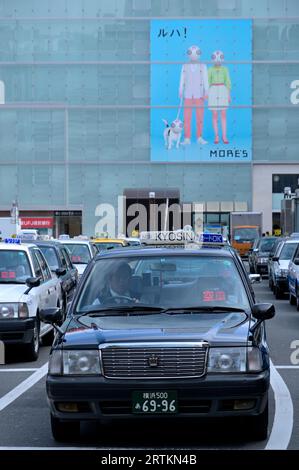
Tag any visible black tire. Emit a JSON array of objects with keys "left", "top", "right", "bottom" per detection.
[
  {"left": 269, "top": 277, "right": 273, "bottom": 291},
  {"left": 296, "top": 295, "right": 299, "bottom": 311},
  {"left": 289, "top": 292, "right": 296, "bottom": 305},
  {"left": 275, "top": 286, "right": 282, "bottom": 300},
  {"left": 249, "top": 265, "right": 255, "bottom": 274},
  {"left": 42, "top": 327, "right": 55, "bottom": 346},
  {"left": 50, "top": 414, "right": 80, "bottom": 442},
  {"left": 24, "top": 318, "right": 40, "bottom": 361},
  {"left": 248, "top": 402, "right": 268, "bottom": 441}
]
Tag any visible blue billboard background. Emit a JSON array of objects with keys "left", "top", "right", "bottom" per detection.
[{"left": 150, "top": 20, "right": 252, "bottom": 162}]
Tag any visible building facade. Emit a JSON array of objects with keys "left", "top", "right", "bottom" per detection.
[{"left": 0, "top": 0, "right": 298, "bottom": 236}]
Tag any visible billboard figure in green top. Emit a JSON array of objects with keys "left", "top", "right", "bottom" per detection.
[{"left": 208, "top": 51, "right": 231, "bottom": 144}]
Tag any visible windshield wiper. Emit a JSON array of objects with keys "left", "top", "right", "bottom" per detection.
[
  {"left": 160, "top": 306, "right": 248, "bottom": 314},
  {"left": 77, "top": 304, "right": 165, "bottom": 317}
]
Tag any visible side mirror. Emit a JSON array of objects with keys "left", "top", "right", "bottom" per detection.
[
  {"left": 39, "top": 307, "right": 63, "bottom": 325},
  {"left": 253, "top": 248, "right": 259, "bottom": 253},
  {"left": 294, "top": 258, "right": 299, "bottom": 266},
  {"left": 249, "top": 274, "right": 261, "bottom": 284},
  {"left": 24, "top": 277, "right": 41, "bottom": 296},
  {"left": 272, "top": 256, "right": 279, "bottom": 262},
  {"left": 248, "top": 248, "right": 253, "bottom": 253},
  {"left": 252, "top": 303, "right": 275, "bottom": 321},
  {"left": 55, "top": 268, "right": 66, "bottom": 277},
  {"left": 26, "top": 277, "right": 40, "bottom": 288}
]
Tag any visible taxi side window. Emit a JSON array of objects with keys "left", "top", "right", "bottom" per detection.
[
  {"left": 30, "top": 249, "right": 44, "bottom": 281},
  {"left": 62, "top": 248, "right": 73, "bottom": 270},
  {"left": 58, "top": 248, "right": 68, "bottom": 269},
  {"left": 35, "top": 250, "right": 52, "bottom": 281},
  {"left": 293, "top": 245, "right": 299, "bottom": 261}
]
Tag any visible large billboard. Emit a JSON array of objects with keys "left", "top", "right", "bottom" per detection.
[{"left": 150, "top": 20, "right": 252, "bottom": 162}]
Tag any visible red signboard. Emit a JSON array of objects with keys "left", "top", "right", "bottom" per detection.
[{"left": 20, "top": 217, "right": 53, "bottom": 229}]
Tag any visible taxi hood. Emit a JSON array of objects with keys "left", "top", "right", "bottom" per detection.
[
  {"left": 0, "top": 284, "right": 28, "bottom": 303},
  {"left": 63, "top": 311, "right": 250, "bottom": 348}
]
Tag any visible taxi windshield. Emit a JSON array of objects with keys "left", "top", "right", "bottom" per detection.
[
  {"left": 0, "top": 250, "right": 32, "bottom": 283},
  {"left": 279, "top": 242, "right": 298, "bottom": 260},
  {"left": 63, "top": 243, "right": 91, "bottom": 264},
  {"left": 259, "top": 237, "right": 277, "bottom": 253},
  {"left": 76, "top": 255, "right": 250, "bottom": 314}
]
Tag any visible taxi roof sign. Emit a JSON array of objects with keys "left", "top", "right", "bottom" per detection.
[
  {"left": 4, "top": 238, "right": 21, "bottom": 244},
  {"left": 140, "top": 230, "right": 196, "bottom": 244},
  {"left": 199, "top": 233, "right": 223, "bottom": 244}
]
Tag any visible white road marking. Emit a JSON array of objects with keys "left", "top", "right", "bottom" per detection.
[
  {"left": 0, "top": 368, "right": 38, "bottom": 372},
  {"left": 274, "top": 365, "right": 299, "bottom": 369},
  {"left": 0, "top": 363, "right": 48, "bottom": 412},
  {"left": 266, "top": 361, "right": 293, "bottom": 450}
]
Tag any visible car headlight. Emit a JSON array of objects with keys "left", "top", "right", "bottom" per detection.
[
  {"left": 0, "top": 303, "right": 29, "bottom": 319},
  {"left": 48, "top": 349, "right": 101, "bottom": 376},
  {"left": 258, "top": 257, "right": 268, "bottom": 264},
  {"left": 208, "top": 347, "right": 262, "bottom": 373}
]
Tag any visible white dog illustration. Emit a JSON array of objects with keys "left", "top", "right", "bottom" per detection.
[{"left": 163, "top": 119, "right": 183, "bottom": 149}]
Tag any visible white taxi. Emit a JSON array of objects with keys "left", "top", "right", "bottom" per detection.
[
  {"left": 59, "top": 239, "right": 97, "bottom": 278},
  {"left": 0, "top": 239, "right": 62, "bottom": 360}
]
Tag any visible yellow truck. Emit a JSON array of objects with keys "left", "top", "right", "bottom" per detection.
[{"left": 230, "top": 212, "right": 262, "bottom": 257}]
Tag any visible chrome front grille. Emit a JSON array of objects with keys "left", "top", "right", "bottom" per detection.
[{"left": 100, "top": 342, "right": 208, "bottom": 379}]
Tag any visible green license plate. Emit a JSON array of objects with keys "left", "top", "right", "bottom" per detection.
[{"left": 132, "top": 391, "right": 178, "bottom": 414}]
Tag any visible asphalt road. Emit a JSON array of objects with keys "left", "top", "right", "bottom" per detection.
[{"left": 0, "top": 278, "right": 298, "bottom": 450}]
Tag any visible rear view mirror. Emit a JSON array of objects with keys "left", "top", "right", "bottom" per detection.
[{"left": 249, "top": 274, "right": 261, "bottom": 284}]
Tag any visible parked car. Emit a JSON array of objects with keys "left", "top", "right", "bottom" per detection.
[
  {"left": 248, "top": 237, "right": 277, "bottom": 275},
  {"left": 32, "top": 240, "right": 78, "bottom": 314},
  {"left": 59, "top": 239, "right": 98, "bottom": 278},
  {"left": 0, "top": 239, "right": 62, "bottom": 360},
  {"left": 42, "top": 239, "right": 274, "bottom": 442},
  {"left": 269, "top": 238, "right": 298, "bottom": 299},
  {"left": 287, "top": 242, "right": 299, "bottom": 309}
]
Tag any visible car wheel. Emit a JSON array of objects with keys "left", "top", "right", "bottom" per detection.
[
  {"left": 269, "top": 277, "right": 273, "bottom": 291},
  {"left": 42, "top": 327, "right": 55, "bottom": 346},
  {"left": 24, "top": 318, "right": 40, "bottom": 361},
  {"left": 249, "top": 401, "right": 268, "bottom": 441},
  {"left": 275, "top": 286, "right": 282, "bottom": 300},
  {"left": 50, "top": 414, "right": 80, "bottom": 442},
  {"left": 289, "top": 292, "right": 296, "bottom": 305},
  {"left": 249, "top": 265, "right": 255, "bottom": 274},
  {"left": 296, "top": 295, "right": 299, "bottom": 311}
]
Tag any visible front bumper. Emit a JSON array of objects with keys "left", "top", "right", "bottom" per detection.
[
  {"left": 0, "top": 318, "right": 35, "bottom": 345},
  {"left": 47, "top": 370, "right": 269, "bottom": 423}
]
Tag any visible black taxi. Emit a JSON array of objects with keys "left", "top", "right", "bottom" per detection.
[{"left": 40, "top": 233, "right": 274, "bottom": 442}]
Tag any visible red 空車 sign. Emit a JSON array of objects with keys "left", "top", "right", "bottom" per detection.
[{"left": 20, "top": 218, "right": 53, "bottom": 229}]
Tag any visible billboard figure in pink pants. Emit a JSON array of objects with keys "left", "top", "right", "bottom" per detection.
[
  {"left": 179, "top": 45, "right": 209, "bottom": 145},
  {"left": 208, "top": 50, "right": 231, "bottom": 144}
]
